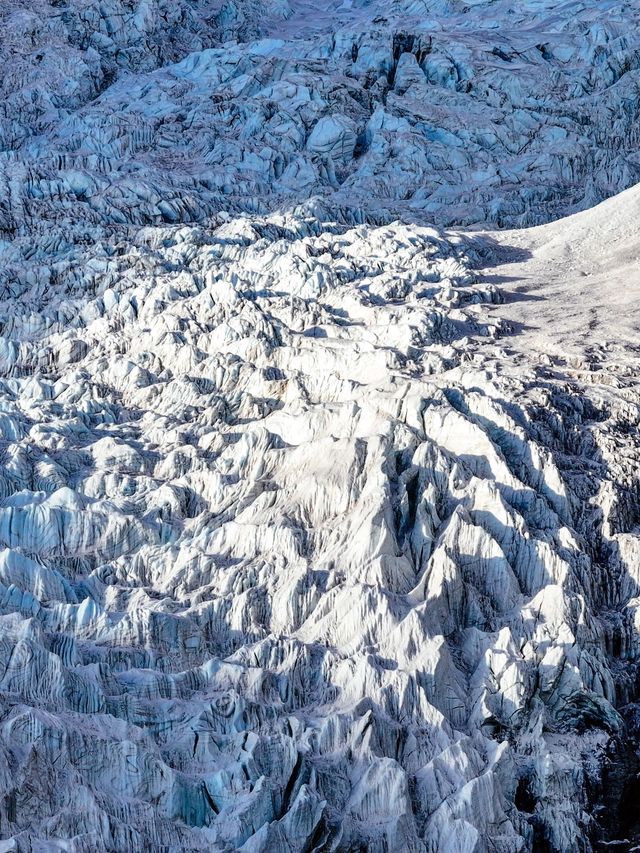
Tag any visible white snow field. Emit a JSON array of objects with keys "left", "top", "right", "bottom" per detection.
[
  {"left": 483, "top": 182, "right": 640, "bottom": 361},
  {"left": 1, "top": 0, "right": 640, "bottom": 851}
]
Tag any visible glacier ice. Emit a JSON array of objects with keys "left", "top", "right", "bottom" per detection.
[
  {"left": 3, "top": 0, "right": 640, "bottom": 234},
  {"left": 0, "top": 202, "right": 637, "bottom": 851},
  {"left": 1, "top": 0, "right": 640, "bottom": 851}
]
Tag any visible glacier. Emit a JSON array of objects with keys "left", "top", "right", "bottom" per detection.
[{"left": 1, "top": 0, "right": 640, "bottom": 851}]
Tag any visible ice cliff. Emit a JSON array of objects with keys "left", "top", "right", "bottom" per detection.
[{"left": 1, "top": 0, "right": 640, "bottom": 851}]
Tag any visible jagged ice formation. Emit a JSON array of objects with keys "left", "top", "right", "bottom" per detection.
[{"left": 1, "top": 1, "right": 640, "bottom": 851}]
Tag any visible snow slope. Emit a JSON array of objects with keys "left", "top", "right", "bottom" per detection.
[
  {"left": 482, "top": 182, "right": 640, "bottom": 360},
  {"left": 1, "top": 1, "right": 640, "bottom": 852}
]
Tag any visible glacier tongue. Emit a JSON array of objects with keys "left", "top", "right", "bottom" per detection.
[{"left": 1, "top": 0, "right": 640, "bottom": 851}]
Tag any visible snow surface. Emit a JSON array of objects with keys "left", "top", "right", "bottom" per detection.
[
  {"left": 1, "top": 0, "right": 640, "bottom": 851},
  {"left": 483, "top": 182, "right": 640, "bottom": 361}
]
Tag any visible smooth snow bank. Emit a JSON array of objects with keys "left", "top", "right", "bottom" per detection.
[{"left": 479, "top": 182, "right": 640, "bottom": 359}]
